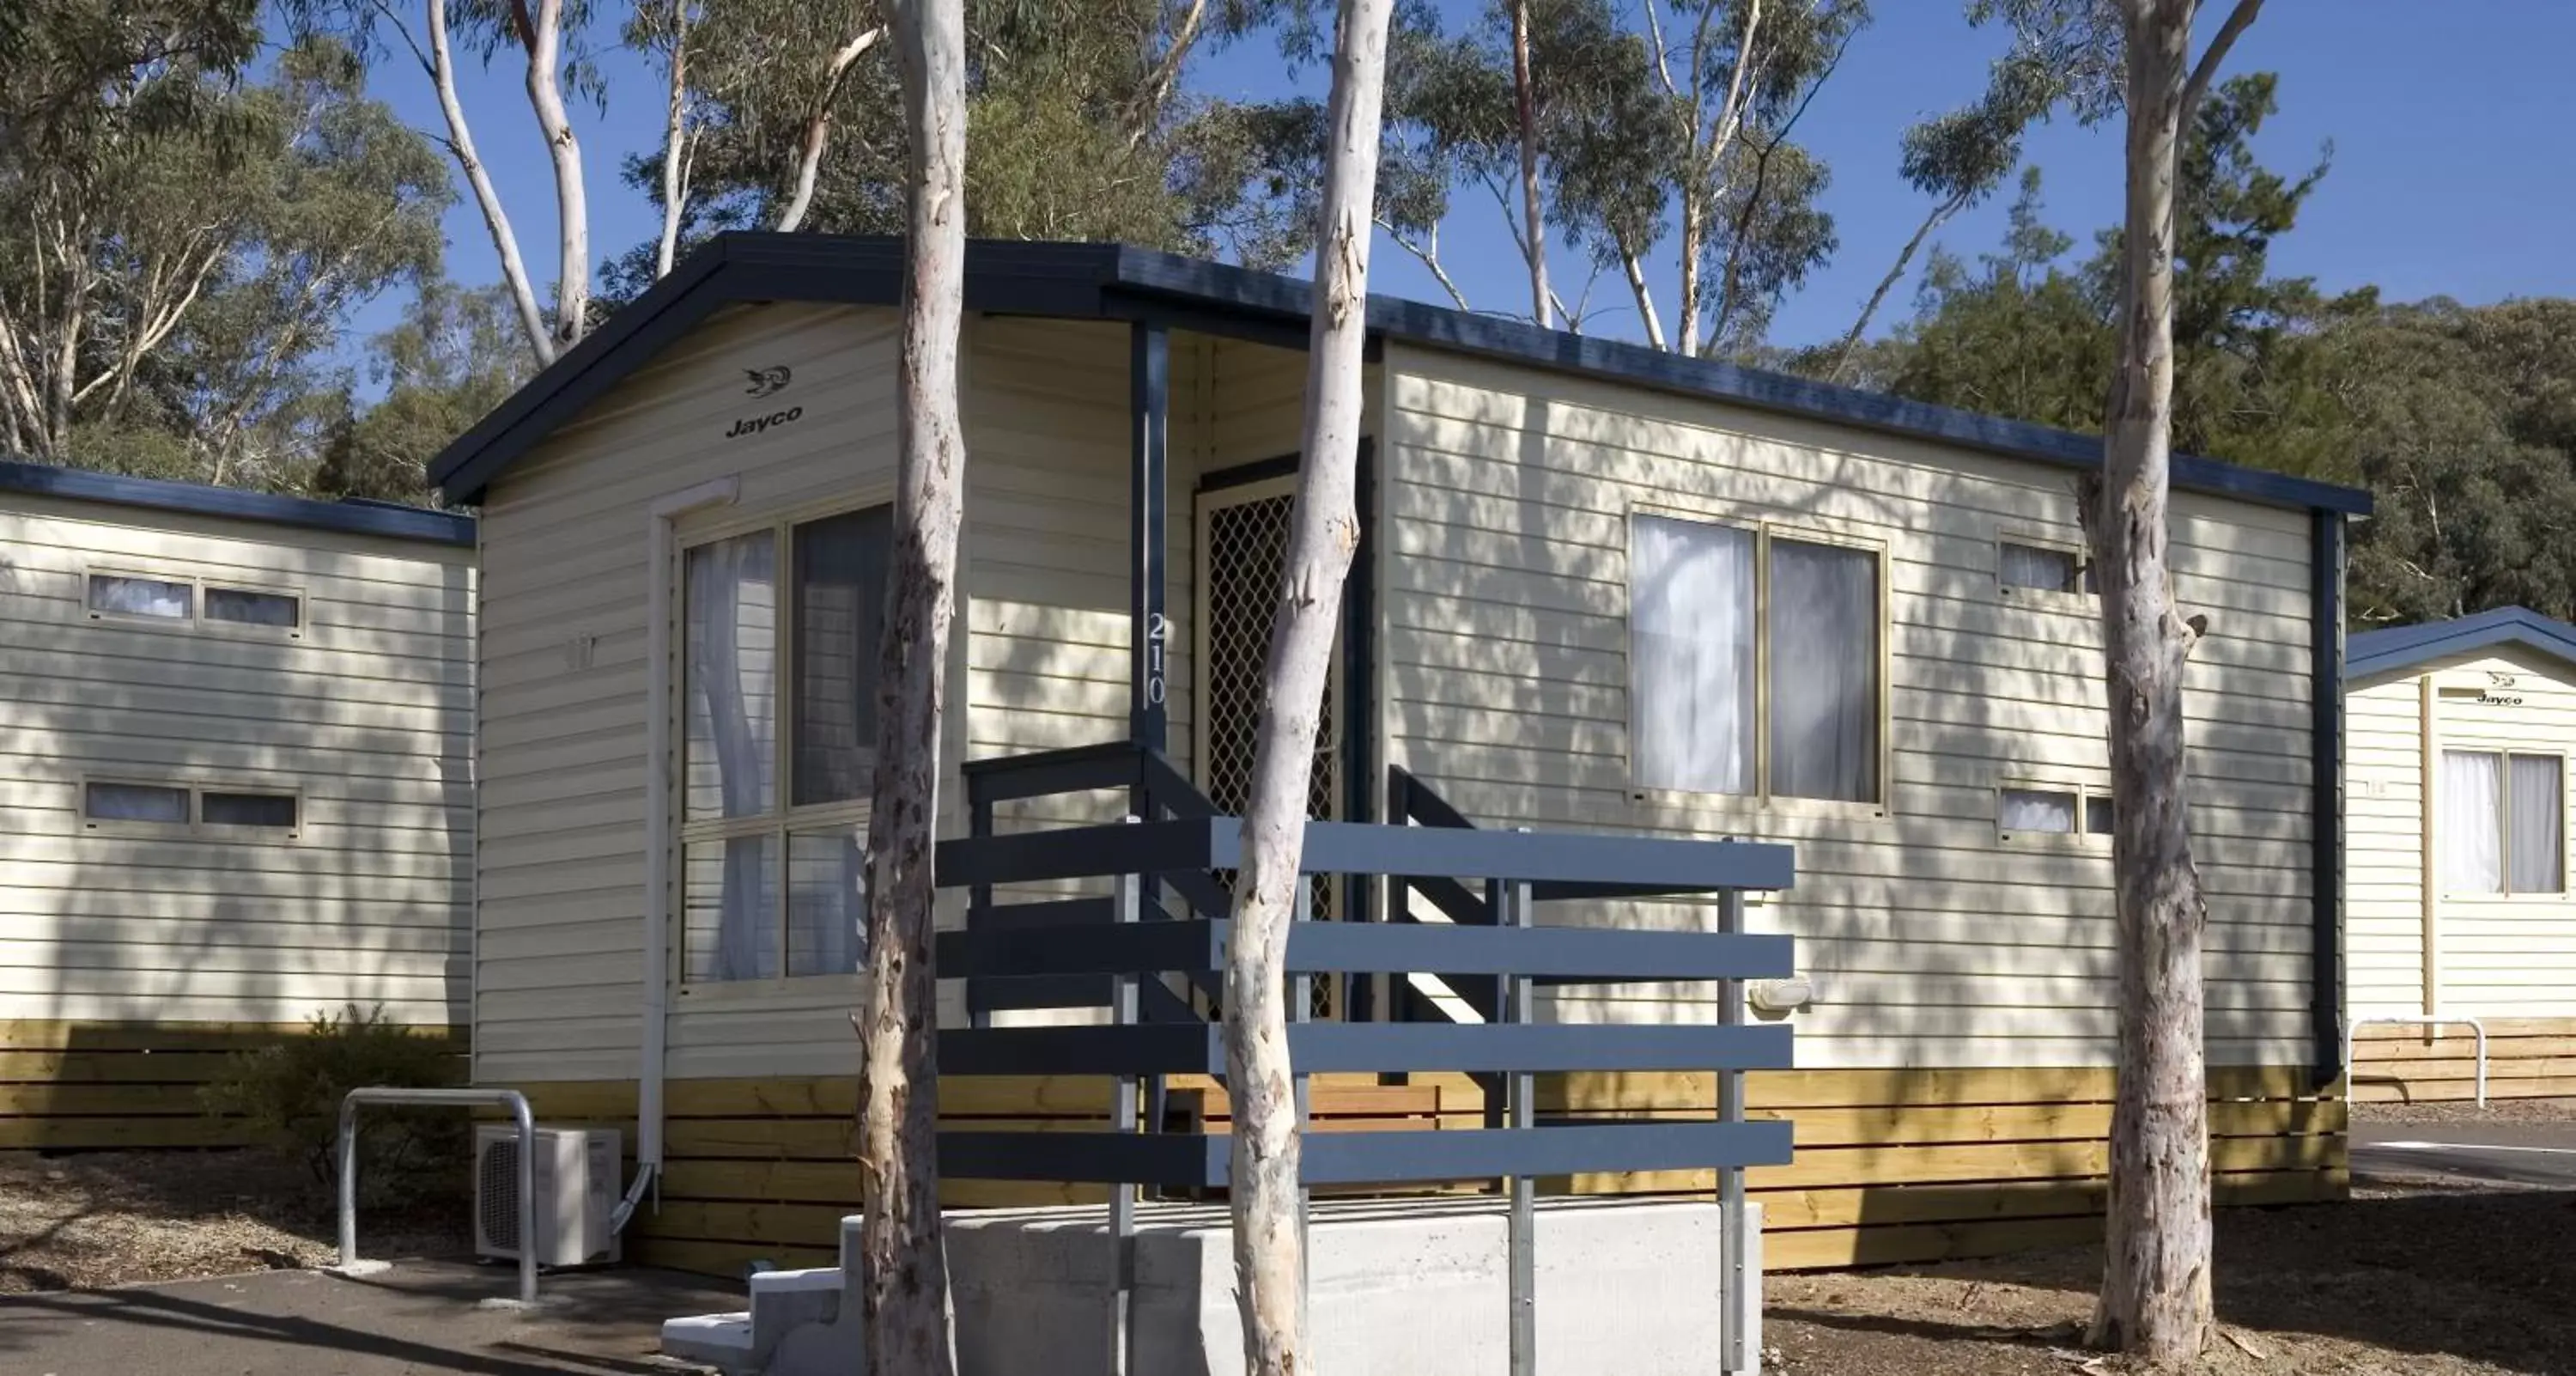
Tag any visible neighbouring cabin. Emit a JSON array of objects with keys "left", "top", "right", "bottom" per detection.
[
  {"left": 0, "top": 460, "right": 476, "bottom": 1148},
  {"left": 429, "top": 234, "right": 2367, "bottom": 1277},
  {"left": 2345, "top": 606, "right": 2576, "bottom": 1102}
]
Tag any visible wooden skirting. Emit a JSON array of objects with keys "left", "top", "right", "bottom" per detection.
[
  {"left": 2350, "top": 1017, "right": 2576, "bottom": 1103},
  {"left": 504, "top": 1063, "right": 2346, "bottom": 1278},
  {"left": 0, "top": 1020, "right": 466, "bottom": 1150}
]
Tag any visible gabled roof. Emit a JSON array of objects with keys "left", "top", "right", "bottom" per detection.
[
  {"left": 427, "top": 232, "right": 2377, "bottom": 517},
  {"left": 2347, "top": 606, "right": 2576, "bottom": 680},
  {"left": 1, "top": 457, "right": 475, "bottom": 547}
]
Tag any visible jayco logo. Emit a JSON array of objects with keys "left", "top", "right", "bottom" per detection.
[{"left": 723, "top": 364, "right": 804, "bottom": 440}]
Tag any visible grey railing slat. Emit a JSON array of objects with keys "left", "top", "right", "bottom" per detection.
[
  {"left": 936, "top": 919, "right": 1795, "bottom": 983},
  {"left": 937, "top": 1022, "right": 1789, "bottom": 1077},
  {"left": 938, "top": 1122, "right": 1795, "bottom": 1187}
]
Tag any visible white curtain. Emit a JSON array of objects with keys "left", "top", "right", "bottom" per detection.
[
  {"left": 2510, "top": 754, "right": 2564, "bottom": 892},
  {"left": 686, "top": 532, "right": 780, "bottom": 980},
  {"left": 1999, "top": 543, "right": 2078, "bottom": 593},
  {"left": 2440, "top": 750, "right": 2503, "bottom": 894},
  {"left": 1630, "top": 516, "right": 1755, "bottom": 794},
  {"left": 1769, "top": 539, "right": 1879, "bottom": 802},
  {"left": 89, "top": 575, "right": 190, "bottom": 618},
  {"left": 2000, "top": 788, "right": 2076, "bottom": 833}
]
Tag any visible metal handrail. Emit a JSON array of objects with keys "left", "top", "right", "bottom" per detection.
[
  {"left": 2345, "top": 1015, "right": 2488, "bottom": 1108},
  {"left": 337, "top": 1087, "right": 537, "bottom": 1307}
]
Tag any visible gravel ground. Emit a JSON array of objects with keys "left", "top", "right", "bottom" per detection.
[
  {"left": 1766, "top": 1180, "right": 2576, "bottom": 1375},
  {"left": 0, "top": 1149, "right": 468, "bottom": 1294},
  {"left": 2350, "top": 1096, "right": 2576, "bottom": 1125}
]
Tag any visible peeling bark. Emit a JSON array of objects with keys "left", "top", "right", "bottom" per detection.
[{"left": 852, "top": 0, "right": 968, "bottom": 1367}]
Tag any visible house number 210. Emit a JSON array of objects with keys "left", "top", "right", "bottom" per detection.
[{"left": 1145, "top": 612, "right": 1169, "bottom": 706}]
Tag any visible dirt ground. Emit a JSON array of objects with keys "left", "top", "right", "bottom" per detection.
[{"left": 0, "top": 1149, "right": 467, "bottom": 1294}]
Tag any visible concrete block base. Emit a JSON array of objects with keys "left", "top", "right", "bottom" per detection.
[{"left": 949, "top": 1196, "right": 1757, "bottom": 1376}]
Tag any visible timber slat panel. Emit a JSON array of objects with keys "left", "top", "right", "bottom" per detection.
[
  {"left": 0, "top": 1020, "right": 463, "bottom": 1153},
  {"left": 491, "top": 1063, "right": 2345, "bottom": 1280}
]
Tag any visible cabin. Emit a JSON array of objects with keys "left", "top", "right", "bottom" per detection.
[
  {"left": 0, "top": 458, "right": 475, "bottom": 1148},
  {"left": 2345, "top": 606, "right": 2576, "bottom": 1103},
  {"left": 428, "top": 234, "right": 2366, "bottom": 1276}
]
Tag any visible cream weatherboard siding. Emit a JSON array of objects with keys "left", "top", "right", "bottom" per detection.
[
  {"left": 1376, "top": 344, "right": 2318, "bottom": 1069},
  {"left": 2348, "top": 648, "right": 2576, "bottom": 1020},
  {"left": 472, "top": 307, "right": 1334, "bottom": 1082},
  {"left": 0, "top": 491, "right": 472, "bottom": 1026}
]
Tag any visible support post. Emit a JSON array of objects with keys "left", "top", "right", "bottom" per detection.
[
  {"left": 1717, "top": 886, "right": 1755, "bottom": 1375},
  {"left": 1504, "top": 865, "right": 1535, "bottom": 1376},
  {"left": 1110, "top": 827, "right": 1142, "bottom": 1374},
  {"left": 1130, "top": 322, "right": 1170, "bottom": 754},
  {"left": 1292, "top": 879, "right": 1313, "bottom": 1304}
]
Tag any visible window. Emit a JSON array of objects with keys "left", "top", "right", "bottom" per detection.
[
  {"left": 88, "top": 574, "right": 191, "bottom": 620},
  {"left": 201, "top": 790, "right": 298, "bottom": 829},
  {"left": 85, "top": 782, "right": 188, "bottom": 825},
  {"left": 2441, "top": 750, "right": 2565, "bottom": 894},
  {"left": 679, "top": 505, "right": 892, "bottom": 985},
  {"left": 1629, "top": 514, "right": 1883, "bottom": 805},
  {"left": 205, "top": 586, "right": 301, "bottom": 630},
  {"left": 1999, "top": 782, "right": 2115, "bottom": 840},
  {"left": 1998, "top": 539, "right": 2096, "bottom": 596},
  {"left": 85, "top": 571, "right": 302, "bottom": 636},
  {"left": 82, "top": 780, "right": 301, "bottom": 837}
]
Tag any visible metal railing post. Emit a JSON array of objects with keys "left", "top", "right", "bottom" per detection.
[
  {"left": 1504, "top": 862, "right": 1535, "bottom": 1376},
  {"left": 1717, "top": 887, "right": 1753, "bottom": 1375},
  {"left": 337, "top": 1087, "right": 538, "bottom": 1308},
  {"left": 1110, "top": 820, "right": 1142, "bottom": 1376},
  {"left": 2344, "top": 1014, "right": 2488, "bottom": 1108}
]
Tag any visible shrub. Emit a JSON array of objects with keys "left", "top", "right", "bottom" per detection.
[{"left": 201, "top": 1003, "right": 468, "bottom": 1210}]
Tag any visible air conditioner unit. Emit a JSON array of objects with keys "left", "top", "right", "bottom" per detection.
[{"left": 474, "top": 1124, "right": 623, "bottom": 1268}]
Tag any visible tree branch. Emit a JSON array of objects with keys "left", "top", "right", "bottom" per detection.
[
  {"left": 1375, "top": 216, "right": 1470, "bottom": 312},
  {"left": 775, "top": 24, "right": 885, "bottom": 233},
  {"left": 654, "top": 0, "right": 691, "bottom": 278},
  {"left": 429, "top": 0, "right": 555, "bottom": 364},
  {"left": 2180, "top": 0, "right": 2263, "bottom": 119},
  {"left": 1127, "top": 0, "right": 1209, "bottom": 152}
]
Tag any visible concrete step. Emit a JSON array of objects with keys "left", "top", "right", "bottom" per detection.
[
  {"left": 661, "top": 1312, "right": 754, "bottom": 1375},
  {"left": 750, "top": 1268, "right": 847, "bottom": 1356}
]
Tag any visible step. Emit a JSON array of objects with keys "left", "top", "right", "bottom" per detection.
[
  {"left": 661, "top": 1312, "right": 754, "bottom": 1375},
  {"left": 750, "top": 1267, "right": 848, "bottom": 1356}
]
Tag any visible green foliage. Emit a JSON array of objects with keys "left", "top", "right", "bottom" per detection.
[
  {"left": 201, "top": 1005, "right": 467, "bottom": 1209},
  {"left": 316, "top": 283, "right": 534, "bottom": 505},
  {"left": 0, "top": 11, "right": 449, "bottom": 495}
]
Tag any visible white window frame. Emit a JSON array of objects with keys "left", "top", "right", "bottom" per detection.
[
  {"left": 82, "top": 563, "right": 307, "bottom": 640},
  {"left": 77, "top": 775, "right": 305, "bottom": 843},
  {"left": 671, "top": 492, "right": 892, "bottom": 1000},
  {"left": 1995, "top": 531, "right": 2096, "bottom": 603},
  {"left": 1996, "top": 776, "right": 2115, "bottom": 847},
  {"left": 2439, "top": 746, "right": 2567, "bottom": 898},
  {"left": 1623, "top": 504, "right": 1893, "bottom": 818}
]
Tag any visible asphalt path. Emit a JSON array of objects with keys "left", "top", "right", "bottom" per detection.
[{"left": 2353, "top": 1120, "right": 2576, "bottom": 1188}]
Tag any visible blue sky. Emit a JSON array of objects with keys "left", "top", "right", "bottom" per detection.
[{"left": 367, "top": 2, "right": 2576, "bottom": 353}]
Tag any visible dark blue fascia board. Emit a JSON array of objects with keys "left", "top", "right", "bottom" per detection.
[
  {"left": 432, "top": 232, "right": 2375, "bottom": 517},
  {"left": 2346, "top": 605, "right": 2576, "bottom": 680},
  {"left": 0, "top": 457, "right": 473, "bottom": 546}
]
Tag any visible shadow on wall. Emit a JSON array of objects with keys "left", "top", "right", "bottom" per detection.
[{"left": 2, "top": 539, "right": 473, "bottom": 1145}]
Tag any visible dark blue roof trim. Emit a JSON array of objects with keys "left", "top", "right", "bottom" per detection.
[
  {"left": 1, "top": 458, "right": 474, "bottom": 546},
  {"left": 2347, "top": 606, "right": 2576, "bottom": 679},
  {"left": 429, "top": 232, "right": 2374, "bottom": 517}
]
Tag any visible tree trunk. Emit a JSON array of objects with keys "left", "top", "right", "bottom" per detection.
[
  {"left": 2089, "top": 0, "right": 2215, "bottom": 1359},
  {"left": 429, "top": 0, "right": 554, "bottom": 363},
  {"left": 852, "top": 0, "right": 968, "bottom": 1367},
  {"left": 1223, "top": 0, "right": 1394, "bottom": 1367},
  {"left": 524, "top": 0, "right": 591, "bottom": 351},
  {"left": 1619, "top": 247, "right": 1668, "bottom": 351},
  {"left": 1510, "top": 0, "right": 1549, "bottom": 328},
  {"left": 653, "top": 0, "right": 690, "bottom": 280}
]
